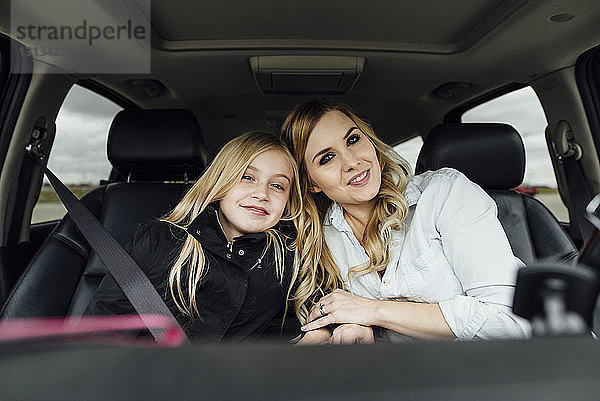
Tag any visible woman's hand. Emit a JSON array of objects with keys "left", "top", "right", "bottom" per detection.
[
  {"left": 329, "top": 324, "right": 374, "bottom": 345},
  {"left": 295, "top": 327, "right": 331, "bottom": 346},
  {"left": 302, "top": 289, "right": 378, "bottom": 331},
  {"left": 296, "top": 325, "right": 374, "bottom": 346}
]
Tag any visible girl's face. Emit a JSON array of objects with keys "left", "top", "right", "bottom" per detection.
[
  {"left": 218, "top": 148, "right": 293, "bottom": 241},
  {"left": 303, "top": 110, "right": 381, "bottom": 209}
]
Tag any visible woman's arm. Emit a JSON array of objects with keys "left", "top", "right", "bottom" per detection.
[
  {"left": 433, "top": 171, "right": 530, "bottom": 340},
  {"left": 301, "top": 289, "right": 455, "bottom": 340},
  {"left": 303, "top": 171, "right": 530, "bottom": 340}
]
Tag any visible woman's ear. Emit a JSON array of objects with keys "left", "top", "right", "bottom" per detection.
[
  {"left": 305, "top": 172, "right": 321, "bottom": 193},
  {"left": 308, "top": 183, "right": 322, "bottom": 193}
]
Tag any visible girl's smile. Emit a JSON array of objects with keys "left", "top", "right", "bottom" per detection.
[{"left": 241, "top": 205, "right": 269, "bottom": 216}]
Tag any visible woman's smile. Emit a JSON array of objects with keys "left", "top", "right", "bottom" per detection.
[{"left": 348, "top": 169, "right": 370, "bottom": 187}]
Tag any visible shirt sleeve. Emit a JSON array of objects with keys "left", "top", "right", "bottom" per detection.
[{"left": 434, "top": 170, "right": 531, "bottom": 340}]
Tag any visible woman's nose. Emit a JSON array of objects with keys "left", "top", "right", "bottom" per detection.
[{"left": 342, "top": 150, "right": 361, "bottom": 171}]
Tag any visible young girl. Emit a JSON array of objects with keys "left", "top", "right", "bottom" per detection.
[{"left": 85, "top": 131, "right": 302, "bottom": 342}]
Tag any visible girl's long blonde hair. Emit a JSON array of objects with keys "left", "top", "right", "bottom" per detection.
[
  {"left": 162, "top": 131, "right": 302, "bottom": 317},
  {"left": 281, "top": 100, "right": 412, "bottom": 324}
]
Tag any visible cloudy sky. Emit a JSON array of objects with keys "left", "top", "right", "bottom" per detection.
[
  {"left": 51, "top": 86, "right": 556, "bottom": 187},
  {"left": 51, "top": 85, "right": 122, "bottom": 184}
]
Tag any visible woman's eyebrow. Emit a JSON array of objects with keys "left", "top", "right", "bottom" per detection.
[
  {"left": 344, "top": 126, "right": 358, "bottom": 139},
  {"left": 311, "top": 126, "right": 359, "bottom": 163},
  {"left": 312, "top": 147, "right": 332, "bottom": 163}
]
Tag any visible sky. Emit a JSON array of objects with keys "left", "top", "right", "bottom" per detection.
[
  {"left": 51, "top": 85, "right": 122, "bottom": 184},
  {"left": 51, "top": 86, "right": 556, "bottom": 187}
]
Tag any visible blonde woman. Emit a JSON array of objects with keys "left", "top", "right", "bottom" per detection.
[
  {"left": 282, "top": 99, "right": 530, "bottom": 344},
  {"left": 86, "top": 131, "right": 302, "bottom": 342}
]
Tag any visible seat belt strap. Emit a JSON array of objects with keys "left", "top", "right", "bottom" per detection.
[
  {"left": 548, "top": 122, "right": 596, "bottom": 243},
  {"left": 27, "top": 149, "right": 189, "bottom": 344},
  {"left": 562, "top": 155, "right": 596, "bottom": 242}
]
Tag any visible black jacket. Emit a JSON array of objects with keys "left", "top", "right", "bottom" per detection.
[{"left": 84, "top": 204, "right": 298, "bottom": 342}]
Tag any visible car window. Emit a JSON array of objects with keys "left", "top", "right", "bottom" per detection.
[
  {"left": 31, "top": 85, "right": 122, "bottom": 224},
  {"left": 461, "top": 87, "right": 569, "bottom": 222}
]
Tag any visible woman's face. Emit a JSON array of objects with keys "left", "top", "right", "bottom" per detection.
[
  {"left": 219, "top": 149, "right": 293, "bottom": 240},
  {"left": 303, "top": 110, "right": 381, "bottom": 209}
]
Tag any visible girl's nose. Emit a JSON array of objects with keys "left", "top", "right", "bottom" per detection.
[{"left": 251, "top": 184, "right": 269, "bottom": 201}]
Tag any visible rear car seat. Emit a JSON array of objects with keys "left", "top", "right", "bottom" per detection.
[
  {"left": 416, "top": 122, "right": 578, "bottom": 265},
  {"left": 1, "top": 109, "right": 205, "bottom": 319}
]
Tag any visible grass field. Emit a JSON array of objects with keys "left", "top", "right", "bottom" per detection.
[{"left": 535, "top": 186, "right": 560, "bottom": 194}]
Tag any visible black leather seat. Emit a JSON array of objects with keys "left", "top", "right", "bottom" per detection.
[
  {"left": 1, "top": 109, "right": 205, "bottom": 319},
  {"left": 416, "top": 123, "right": 578, "bottom": 265}
]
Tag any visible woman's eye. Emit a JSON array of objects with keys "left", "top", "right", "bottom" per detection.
[
  {"left": 319, "top": 153, "right": 334, "bottom": 165},
  {"left": 241, "top": 175, "right": 254, "bottom": 181},
  {"left": 346, "top": 133, "right": 360, "bottom": 146},
  {"left": 271, "top": 183, "right": 285, "bottom": 191}
]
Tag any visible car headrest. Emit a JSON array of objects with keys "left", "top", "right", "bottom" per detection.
[
  {"left": 415, "top": 123, "right": 525, "bottom": 189},
  {"left": 107, "top": 109, "right": 205, "bottom": 181}
]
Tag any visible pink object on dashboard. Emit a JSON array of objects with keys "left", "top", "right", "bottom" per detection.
[{"left": 0, "top": 314, "right": 186, "bottom": 347}]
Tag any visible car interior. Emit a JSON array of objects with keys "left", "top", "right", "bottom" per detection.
[
  {"left": 0, "top": 109, "right": 202, "bottom": 320},
  {"left": 416, "top": 122, "right": 578, "bottom": 265},
  {"left": 1, "top": 0, "right": 600, "bottom": 399}
]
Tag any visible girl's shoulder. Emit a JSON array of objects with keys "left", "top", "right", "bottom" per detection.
[
  {"left": 125, "top": 220, "right": 188, "bottom": 277},
  {"left": 131, "top": 219, "right": 188, "bottom": 248}
]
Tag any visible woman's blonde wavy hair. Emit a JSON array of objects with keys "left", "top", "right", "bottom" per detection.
[
  {"left": 281, "top": 99, "right": 412, "bottom": 324},
  {"left": 161, "top": 131, "right": 302, "bottom": 317}
]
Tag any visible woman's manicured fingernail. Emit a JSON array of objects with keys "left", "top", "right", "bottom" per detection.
[{"left": 301, "top": 326, "right": 308, "bottom": 331}]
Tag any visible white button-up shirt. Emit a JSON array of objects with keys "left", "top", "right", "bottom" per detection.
[{"left": 323, "top": 168, "right": 531, "bottom": 341}]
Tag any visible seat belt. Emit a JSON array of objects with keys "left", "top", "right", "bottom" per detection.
[
  {"left": 548, "top": 121, "right": 596, "bottom": 243},
  {"left": 26, "top": 147, "right": 189, "bottom": 344}
]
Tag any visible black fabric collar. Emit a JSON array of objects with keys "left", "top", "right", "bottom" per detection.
[{"left": 187, "top": 202, "right": 268, "bottom": 245}]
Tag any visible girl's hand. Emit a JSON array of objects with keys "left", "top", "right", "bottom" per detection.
[
  {"left": 329, "top": 324, "right": 374, "bottom": 345},
  {"left": 302, "top": 289, "right": 378, "bottom": 331},
  {"left": 295, "top": 327, "right": 331, "bottom": 346}
]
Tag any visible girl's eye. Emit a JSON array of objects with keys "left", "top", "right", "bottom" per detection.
[
  {"left": 346, "top": 133, "right": 360, "bottom": 146},
  {"left": 319, "top": 152, "right": 334, "bottom": 165},
  {"left": 271, "top": 183, "right": 285, "bottom": 191},
  {"left": 241, "top": 175, "right": 254, "bottom": 181}
]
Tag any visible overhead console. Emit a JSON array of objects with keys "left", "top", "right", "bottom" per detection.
[{"left": 249, "top": 56, "right": 365, "bottom": 95}]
